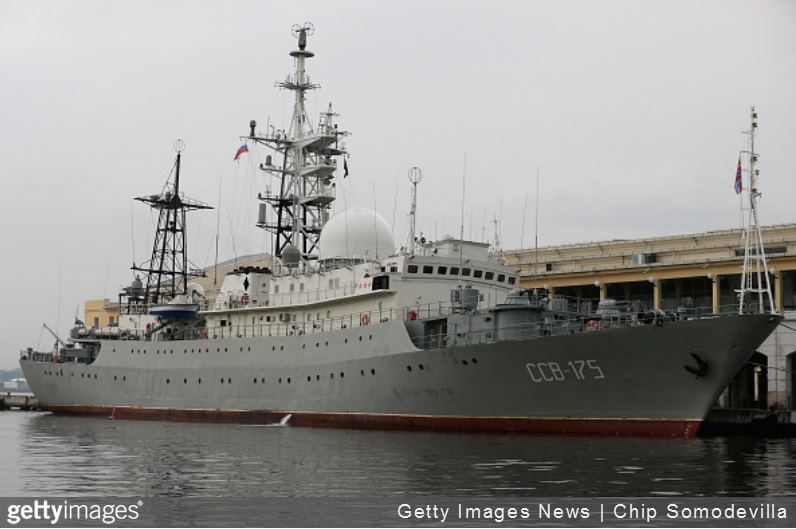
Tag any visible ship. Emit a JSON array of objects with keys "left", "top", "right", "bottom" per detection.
[{"left": 19, "top": 24, "right": 781, "bottom": 437}]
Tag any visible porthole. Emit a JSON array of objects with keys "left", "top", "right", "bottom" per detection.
[
  {"left": 307, "top": 376, "right": 311, "bottom": 382},
  {"left": 287, "top": 377, "right": 291, "bottom": 384},
  {"left": 419, "top": 364, "right": 425, "bottom": 370},
  {"left": 407, "top": 366, "right": 412, "bottom": 372},
  {"left": 198, "top": 379, "right": 202, "bottom": 384},
  {"left": 472, "top": 358, "right": 478, "bottom": 364},
  {"left": 221, "top": 378, "right": 225, "bottom": 384},
  {"left": 167, "top": 379, "right": 170, "bottom": 384},
  {"left": 254, "top": 378, "right": 258, "bottom": 384},
  {"left": 360, "top": 369, "right": 365, "bottom": 376},
  {"left": 340, "top": 372, "right": 344, "bottom": 378},
  {"left": 228, "top": 378, "right": 232, "bottom": 384},
  {"left": 371, "top": 368, "right": 376, "bottom": 375},
  {"left": 462, "top": 360, "right": 469, "bottom": 366},
  {"left": 316, "top": 375, "right": 320, "bottom": 381},
  {"left": 183, "top": 378, "right": 187, "bottom": 384},
  {"left": 279, "top": 377, "right": 282, "bottom": 384},
  {"left": 330, "top": 373, "right": 334, "bottom": 379}
]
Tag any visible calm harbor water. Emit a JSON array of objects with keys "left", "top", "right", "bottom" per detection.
[{"left": 2, "top": 411, "right": 796, "bottom": 498}]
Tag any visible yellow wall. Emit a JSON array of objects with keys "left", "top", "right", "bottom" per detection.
[{"left": 85, "top": 299, "right": 119, "bottom": 328}]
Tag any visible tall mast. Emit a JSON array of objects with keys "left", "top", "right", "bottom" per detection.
[
  {"left": 132, "top": 139, "right": 212, "bottom": 305},
  {"left": 408, "top": 167, "right": 423, "bottom": 255},
  {"left": 246, "top": 23, "right": 349, "bottom": 265},
  {"left": 738, "top": 106, "right": 775, "bottom": 314}
]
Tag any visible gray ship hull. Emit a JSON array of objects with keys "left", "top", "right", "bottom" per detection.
[{"left": 20, "top": 313, "right": 780, "bottom": 437}]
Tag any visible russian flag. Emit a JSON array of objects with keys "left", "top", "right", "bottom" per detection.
[
  {"left": 234, "top": 144, "right": 249, "bottom": 161},
  {"left": 734, "top": 157, "right": 742, "bottom": 194}
]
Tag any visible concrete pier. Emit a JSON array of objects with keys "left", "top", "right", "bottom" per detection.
[{"left": 0, "top": 394, "right": 40, "bottom": 411}]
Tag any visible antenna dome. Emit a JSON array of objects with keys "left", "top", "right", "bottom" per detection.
[
  {"left": 281, "top": 244, "right": 302, "bottom": 268},
  {"left": 319, "top": 207, "right": 395, "bottom": 262}
]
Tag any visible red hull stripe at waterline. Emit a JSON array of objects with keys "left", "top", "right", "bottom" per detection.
[{"left": 43, "top": 405, "right": 701, "bottom": 438}]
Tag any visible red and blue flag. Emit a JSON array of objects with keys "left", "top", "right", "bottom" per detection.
[
  {"left": 234, "top": 144, "right": 249, "bottom": 161},
  {"left": 734, "top": 157, "right": 742, "bottom": 194}
]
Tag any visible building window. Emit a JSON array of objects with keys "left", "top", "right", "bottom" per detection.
[{"left": 408, "top": 265, "right": 418, "bottom": 273}]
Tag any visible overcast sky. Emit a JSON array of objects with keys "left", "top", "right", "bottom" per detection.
[{"left": 2, "top": 0, "right": 795, "bottom": 369}]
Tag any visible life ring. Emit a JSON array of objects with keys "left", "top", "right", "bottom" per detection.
[
  {"left": 407, "top": 310, "right": 417, "bottom": 321},
  {"left": 586, "top": 319, "right": 602, "bottom": 332},
  {"left": 146, "top": 323, "right": 152, "bottom": 332},
  {"left": 200, "top": 328, "right": 208, "bottom": 339},
  {"left": 241, "top": 293, "right": 250, "bottom": 306},
  {"left": 361, "top": 314, "right": 370, "bottom": 326}
]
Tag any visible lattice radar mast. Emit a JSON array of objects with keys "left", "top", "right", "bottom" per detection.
[{"left": 245, "top": 23, "right": 349, "bottom": 265}]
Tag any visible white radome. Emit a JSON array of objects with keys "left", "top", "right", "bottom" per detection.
[{"left": 319, "top": 207, "right": 395, "bottom": 261}]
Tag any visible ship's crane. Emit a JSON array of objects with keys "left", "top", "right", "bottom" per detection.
[{"left": 42, "top": 323, "right": 67, "bottom": 349}]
